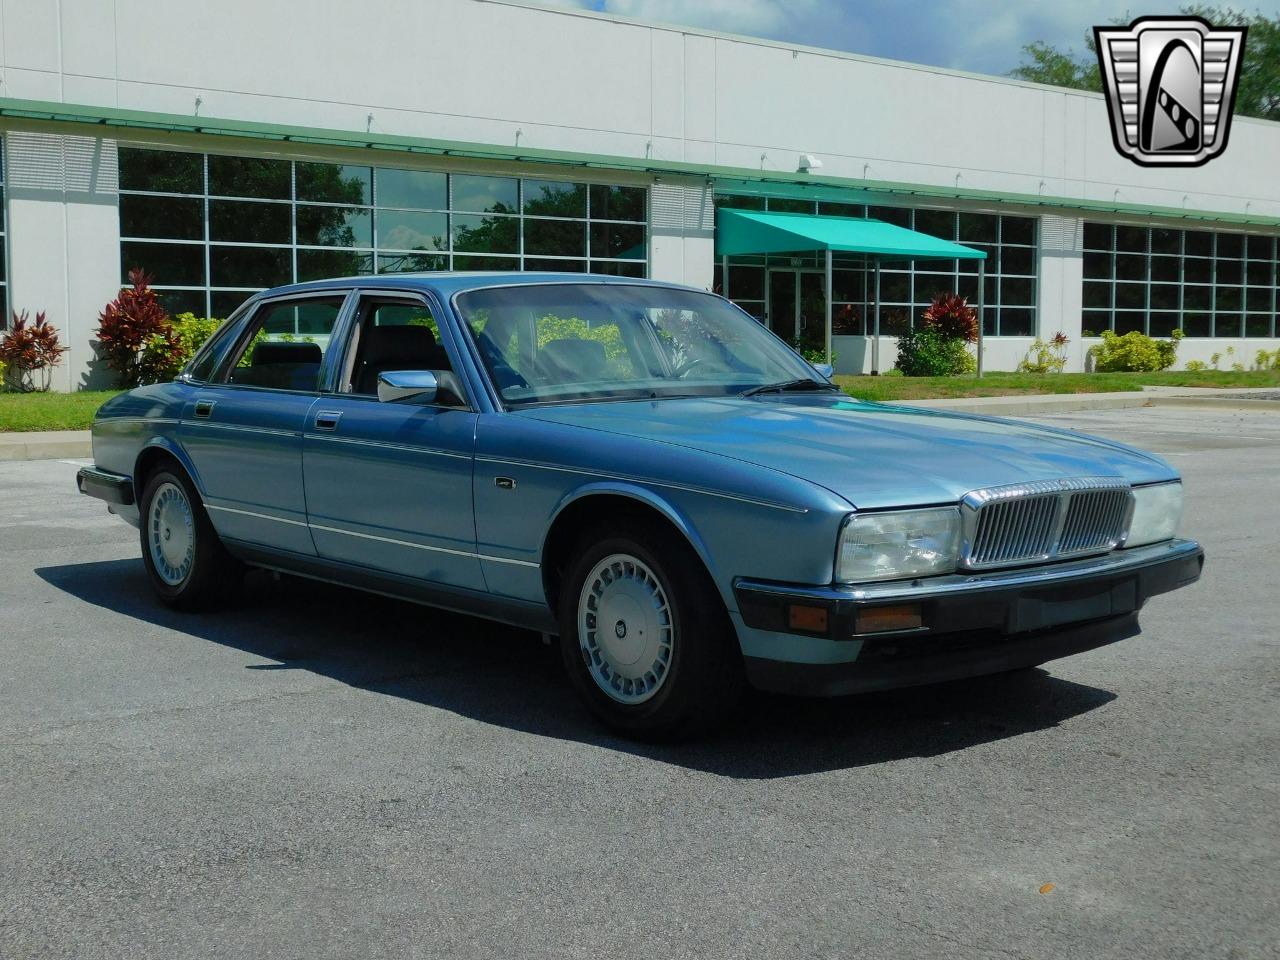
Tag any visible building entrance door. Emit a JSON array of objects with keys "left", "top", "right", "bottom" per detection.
[{"left": 767, "top": 269, "right": 826, "bottom": 344}]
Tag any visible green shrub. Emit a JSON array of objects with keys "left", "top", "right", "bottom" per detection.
[
  {"left": 895, "top": 328, "right": 975, "bottom": 376},
  {"left": 137, "top": 312, "right": 225, "bottom": 382},
  {"left": 1088, "top": 329, "right": 1182, "bottom": 372},
  {"left": 1017, "top": 332, "right": 1070, "bottom": 374},
  {"left": 1184, "top": 359, "right": 1207, "bottom": 372},
  {"left": 1254, "top": 348, "right": 1280, "bottom": 371}
]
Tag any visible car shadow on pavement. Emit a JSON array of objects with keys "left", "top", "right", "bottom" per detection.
[{"left": 37, "top": 557, "right": 1117, "bottom": 780}]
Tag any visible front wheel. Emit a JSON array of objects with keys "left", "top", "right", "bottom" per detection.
[
  {"left": 558, "top": 521, "right": 743, "bottom": 740},
  {"left": 139, "top": 467, "right": 241, "bottom": 610}
]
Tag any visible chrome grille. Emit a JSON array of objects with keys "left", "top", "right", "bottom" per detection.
[{"left": 961, "top": 478, "right": 1133, "bottom": 570}]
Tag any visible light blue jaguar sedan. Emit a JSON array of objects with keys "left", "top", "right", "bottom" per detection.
[{"left": 78, "top": 273, "right": 1203, "bottom": 738}]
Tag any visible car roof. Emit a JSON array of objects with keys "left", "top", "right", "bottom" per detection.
[{"left": 253, "top": 271, "right": 704, "bottom": 301}]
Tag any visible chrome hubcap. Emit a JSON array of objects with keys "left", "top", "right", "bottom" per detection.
[
  {"left": 148, "top": 481, "right": 195, "bottom": 586},
  {"left": 578, "top": 553, "right": 674, "bottom": 704}
]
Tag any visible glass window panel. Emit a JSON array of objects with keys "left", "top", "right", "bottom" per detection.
[
  {"left": 1000, "top": 276, "right": 1034, "bottom": 306},
  {"left": 1246, "top": 259, "right": 1273, "bottom": 286},
  {"left": 1114, "top": 313, "right": 1146, "bottom": 334},
  {"left": 297, "top": 163, "right": 371, "bottom": 205},
  {"left": 589, "top": 222, "right": 645, "bottom": 260},
  {"left": 1115, "top": 226, "right": 1147, "bottom": 252},
  {"left": 714, "top": 194, "right": 765, "bottom": 212},
  {"left": 589, "top": 260, "right": 646, "bottom": 278},
  {"left": 766, "top": 197, "right": 814, "bottom": 214},
  {"left": 960, "top": 213, "right": 999, "bottom": 244},
  {"left": 1182, "top": 313, "right": 1211, "bottom": 336},
  {"left": 452, "top": 254, "right": 518, "bottom": 271},
  {"left": 296, "top": 249, "right": 374, "bottom": 281},
  {"left": 727, "top": 266, "right": 765, "bottom": 300},
  {"left": 1184, "top": 258, "right": 1211, "bottom": 283},
  {"left": 452, "top": 175, "right": 518, "bottom": 214},
  {"left": 981, "top": 308, "right": 997, "bottom": 337},
  {"left": 1214, "top": 313, "right": 1243, "bottom": 337},
  {"left": 1151, "top": 284, "right": 1179, "bottom": 309},
  {"left": 817, "top": 201, "right": 863, "bottom": 218},
  {"left": 1000, "top": 246, "right": 1034, "bottom": 275},
  {"left": 156, "top": 289, "right": 206, "bottom": 317},
  {"left": 879, "top": 271, "right": 909, "bottom": 301},
  {"left": 525, "top": 218, "right": 586, "bottom": 257},
  {"left": 208, "top": 155, "right": 289, "bottom": 199},
  {"left": 377, "top": 209, "right": 448, "bottom": 252},
  {"left": 452, "top": 213, "right": 518, "bottom": 254},
  {"left": 1246, "top": 235, "right": 1274, "bottom": 260},
  {"left": 1000, "top": 307, "right": 1033, "bottom": 336},
  {"left": 983, "top": 275, "right": 998, "bottom": 304},
  {"left": 1082, "top": 222, "right": 1111, "bottom": 251},
  {"left": 1115, "top": 254, "right": 1146, "bottom": 280},
  {"left": 296, "top": 204, "right": 372, "bottom": 247},
  {"left": 1216, "top": 258, "right": 1242, "bottom": 285},
  {"left": 1216, "top": 233, "right": 1243, "bottom": 259},
  {"left": 831, "top": 269, "right": 864, "bottom": 303},
  {"left": 120, "top": 195, "right": 203, "bottom": 240},
  {"left": 524, "top": 258, "right": 587, "bottom": 272},
  {"left": 590, "top": 184, "right": 647, "bottom": 222},
  {"left": 377, "top": 252, "right": 448, "bottom": 274},
  {"left": 1215, "top": 286, "right": 1242, "bottom": 312},
  {"left": 209, "top": 199, "right": 291, "bottom": 244},
  {"left": 1150, "top": 255, "right": 1180, "bottom": 282},
  {"left": 1083, "top": 251, "right": 1112, "bottom": 280},
  {"left": 1246, "top": 286, "right": 1274, "bottom": 312},
  {"left": 376, "top": 168, "right": 447, "bottom": 210},
  {"left": 119, "top": 147, "right": 202, "bottom": 194},
  {"left": 1246, "top": 314, "right": 1274, "bottom": 337},
  {"left": 121, "top": 241, "right": 205, "bottom": 287},
  {"left": 523, "top": 180, "right": 586, "bottom": 218},
  {"left": 1184, "top": 285, "right": 1212, "bottom": 310},
  {"left": 1151, "top": 228, "right": 1181, "bottom": 254},
  {"left": 914, "top": 273, "right": 955, "bottom": 301},
  {"left": 1001, "top": 216, "right": 1036, "bottom": 246},
  {"left": 210, "top": 245, "right": 291, "bottom": 288},
  {"left": 1083, "top": 281, "right": 1111, "bottom": 308},
  {"left": 881, "top": 308, "right": 913, "bottom": 336},
  {"left": 1184, "top": 230, "right": 1213, "bottom": 257},
  {"left": 1149, "top": 313, "right": 1180, "bottom": 337},
  {"left": 832, "top": 303, "right": 863, "bottom": 335},
  {"left": 914, "top": 209, "right": 954, "bottom": 239},
  {"left": 1115, "top": 283, "right": 1145, "bottom": 309},
  {"left": 1081, "top": 310, "right": 1112, "bottom": 336},
  {"left": 958, "top": 245, "right": 996, "bottom": 273},
  {"left": 869, "top": 206, "right": 910, "bottom": 228}
]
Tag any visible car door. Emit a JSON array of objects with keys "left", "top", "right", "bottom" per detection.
[
  {"left": 301, "top": 290, "right": 485, "bottom": 591},
  {"left": 180, "top": 291, "right": 351, "bottom": 556}
]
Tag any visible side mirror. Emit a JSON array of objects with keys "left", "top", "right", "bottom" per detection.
[
  {"left": 377, "top": 370, "right": 438, "bottom": 404},
  {"left": 812, "top": 362, "right": 834, "bottom": 380}
]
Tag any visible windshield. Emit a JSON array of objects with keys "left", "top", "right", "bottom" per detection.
[{"left": 455, "top": 282, "right": 821, "bottom": 406}]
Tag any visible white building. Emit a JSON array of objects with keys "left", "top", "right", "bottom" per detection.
[{"left": 1, "top": 0, "right": 1278, "bottom": 389}]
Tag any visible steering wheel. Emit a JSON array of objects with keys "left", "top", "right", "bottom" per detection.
[{"left": 671, "top": 357, "right": 705, "bottom": 379}]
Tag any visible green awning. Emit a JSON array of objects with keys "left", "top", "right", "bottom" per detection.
[{"left": 716, "top": 208, "right": 987, "bottom": 261}]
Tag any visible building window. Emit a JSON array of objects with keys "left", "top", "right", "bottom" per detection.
[
  {"left": 1083, "top": 222, "right": 1278, "bottom": 338},
  {"left": 0, "top": 139, "right": 7, "bottom": 328},
  {"left": 713, "top": 196, "right": 1038, "bottom": 337},
  {"left": 118, "top": 146, "right": 648, "bottom": 317}
]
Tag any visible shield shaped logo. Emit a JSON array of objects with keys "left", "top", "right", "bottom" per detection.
[{"left": 1094, "top": 16, "right": 1247, "bottom": 167}]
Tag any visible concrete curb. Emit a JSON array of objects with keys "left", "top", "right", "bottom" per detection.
[{"left": 0, "top": 430, "right": 91, "bottom": 462}]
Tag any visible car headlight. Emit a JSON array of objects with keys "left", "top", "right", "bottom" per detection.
[
  {"left": 1124, "top": 481, "right": 1183, "bottom": 547},
  {"left": 837, "top": 507, "right": 961, "bottom": 583}
]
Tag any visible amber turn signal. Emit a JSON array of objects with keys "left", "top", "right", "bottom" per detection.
[
  {"left": 854, "top": 604, "right": 923, "bottom": 634},
  {"left": 787, "top": 604, "right": 829, "bottom": 633}
]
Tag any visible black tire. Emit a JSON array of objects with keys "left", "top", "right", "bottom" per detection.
[
  {"left": 138, "top": 466, "right": 241, "bottom": 611},
  {"left": 558, "top": 519, "right": 744, "bottom": 740}
]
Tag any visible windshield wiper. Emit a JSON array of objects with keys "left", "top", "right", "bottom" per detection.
[{"left": 741, "top": 378, "right": 841, "bottom": 398}]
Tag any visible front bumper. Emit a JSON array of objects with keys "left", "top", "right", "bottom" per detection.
[{"left": 735, "top": 538, "right": 1203, "bottom": 697}]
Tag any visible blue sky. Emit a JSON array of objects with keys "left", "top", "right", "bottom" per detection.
[{"left": 535, "top": 1, "right": 1195, "bottom": 77}]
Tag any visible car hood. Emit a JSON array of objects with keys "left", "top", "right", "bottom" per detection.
[{"left": 515, "top": 394, "right": 1177, "bottom": 509}]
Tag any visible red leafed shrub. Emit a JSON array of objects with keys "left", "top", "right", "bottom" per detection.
[
  {"left": 96, "top": 268, "right": 181, "bottom": 387},
  {"left": 920, "top": 291, "right": 979, "bottom": 344},
  {"left": 0, "top": 309, "right": 68, "bottom": 391}
]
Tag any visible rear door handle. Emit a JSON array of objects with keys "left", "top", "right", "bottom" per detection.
[
  {"left": 193, "top": 400, "right": 216, "bottom": 419},
  {"left": 314, "top": 410, "right": 342, "bottom": 432}
]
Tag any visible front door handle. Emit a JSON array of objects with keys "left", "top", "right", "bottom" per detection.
[
  {"left": 314, "top": 410, "right": 342, "bottom": 432},
  {"left": 193, "top": 400, "right": 216, "bottom": 419}
]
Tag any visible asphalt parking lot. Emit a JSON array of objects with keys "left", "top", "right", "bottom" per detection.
[{"left": 2, "top": 405, "right": 1277, "bottom": 960}]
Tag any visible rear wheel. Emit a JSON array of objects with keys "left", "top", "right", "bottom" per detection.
[
  {"left": 558, "top": 520, "right": 743, "bottom": 740},
  {"left": 139, "top": 467, "right": 241, "bottom": 610}
]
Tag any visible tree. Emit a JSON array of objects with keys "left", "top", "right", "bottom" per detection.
[{"left": 1008, "top": 6, "right": 1280, "bottom": 121}]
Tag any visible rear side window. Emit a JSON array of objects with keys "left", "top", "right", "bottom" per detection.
[{"left": 218, "top": 296, "right": 346, "bottom": 392}]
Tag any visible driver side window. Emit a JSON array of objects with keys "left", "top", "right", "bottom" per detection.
[{"left": 343, "top": 298, "right": 466, "bottom": 406}]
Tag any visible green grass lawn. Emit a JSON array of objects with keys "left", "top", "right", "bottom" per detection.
[
  {"left": 835, "top": 370, "right": 1280, "bottom": 402},
  {"left": 0, "top": 391, "right": 123, "bottom": 432}
]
